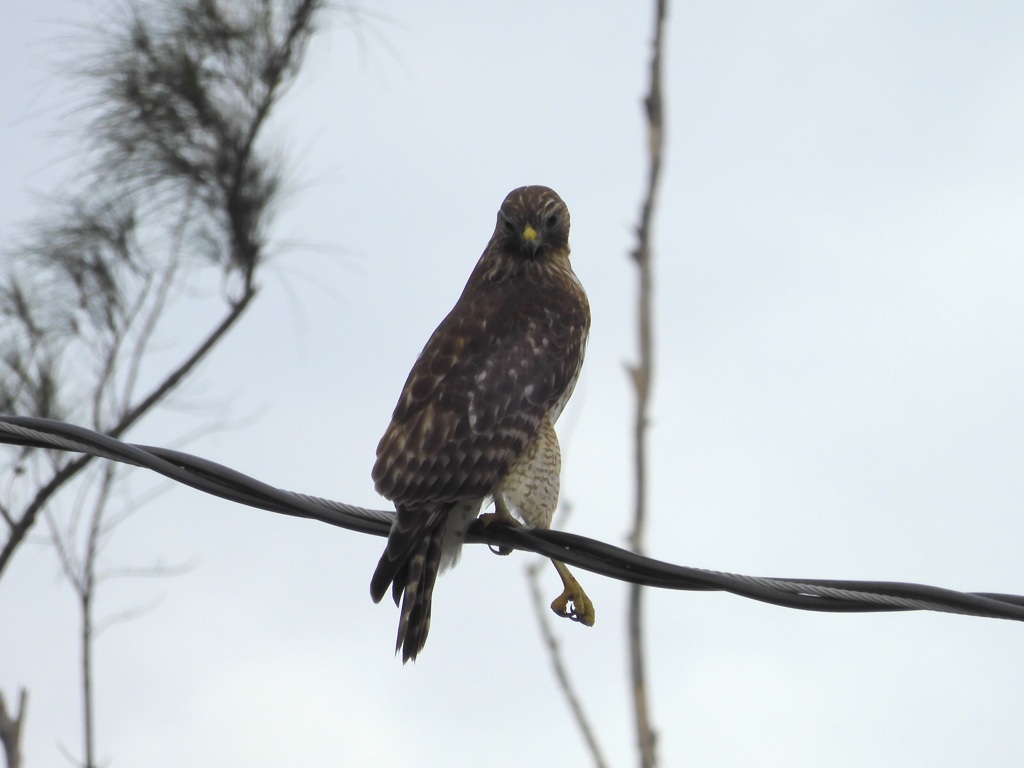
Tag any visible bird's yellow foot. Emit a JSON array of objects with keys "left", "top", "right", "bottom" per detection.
[
  {"left": 550, "top": 585, "right": 597, "bottom": 626},
  {"left": 550, "top": 559, "right": 596, "bottom": 626},
  {"left": 477, "top": 499, "right": 520, "bottom": 556}
]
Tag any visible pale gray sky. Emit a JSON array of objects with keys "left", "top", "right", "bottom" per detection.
[{"left": 3, "top": 2, "right": 1024, "bottom": 766}]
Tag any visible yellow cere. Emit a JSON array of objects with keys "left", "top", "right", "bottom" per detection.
[{"left": 522, "top": 225, "right": 539, "bottom": 242}]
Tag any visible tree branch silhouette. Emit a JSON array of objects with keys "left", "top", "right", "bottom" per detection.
[
  {"left": 0, "top": 1, "right": 325, "bottom": 764},
  {"left": 628, "top": 1, "right": 668, "bottom": 767}
]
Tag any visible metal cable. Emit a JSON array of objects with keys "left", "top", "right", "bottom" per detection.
[{"left": 3, "top": 414, "right": 1023, "bottom": 623}]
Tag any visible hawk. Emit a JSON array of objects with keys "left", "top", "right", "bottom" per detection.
[{"left": 370, "top": 185, "right": 593, "bottom": 662}]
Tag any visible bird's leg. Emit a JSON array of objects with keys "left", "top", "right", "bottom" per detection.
[
  {"left": 549, "top": 559, "right": 596, "bottom": 626},
  {"left": 479, "top": 492, "right": 596, "bottom": 626},
  {"left": 476, "top": 495, "right": 519, "bottom": 556}
]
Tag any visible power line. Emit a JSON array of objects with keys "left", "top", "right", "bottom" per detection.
[{"left": 3, "top": 414, "right": 1024, "bottom": 622}]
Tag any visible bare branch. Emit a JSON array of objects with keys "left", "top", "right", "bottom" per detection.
[
  {"left": 0, "top": 688, "right": 27, "bottom": 768},
  {"left": 112, "top": 201, "right": 193, "bottom": 419},
  {"left": 0, "top": 287, "right": 255, "bottom": 578},
  {"left": 628, "top": 1, "right": 668, "bottom": 767},
  {"left": 93, "top": 594, "right": 167, "bottom": 637},
  {"left": 526, "top": 560, "right": 611, "bottom": 768}
]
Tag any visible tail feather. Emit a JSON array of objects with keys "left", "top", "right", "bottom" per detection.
[
  {"left": 394, "top": 524, "right": 445, "bottom": 662},
  {"left": 370, "top": 505, "right": 448, "bottom": 662},
  {"left": 370, "top": 505, "right": 442, "bottom": 603}
]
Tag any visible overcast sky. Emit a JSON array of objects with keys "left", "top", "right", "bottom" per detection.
[{"left": 3, "top": 2, "right": 1024, "bottom": 766}]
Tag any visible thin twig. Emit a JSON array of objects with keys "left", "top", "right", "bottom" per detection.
[
  {"left": 80, "top": 461, "right": 117, "bottom": 768},
  {"left": 0, "top": 286, "right": 255, "bottom": 578},
  {"left": 628, "top": 1, "right": 668, "bottom": 767},
  {"left": 525, "top": 560, "right": 610, "bottom": 768},
  {"left": 0, "top": 688, "right": 27, "bottom": 768}
]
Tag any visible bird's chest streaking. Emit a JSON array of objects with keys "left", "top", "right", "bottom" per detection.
[{"left": 495, "top": 415, "right": 561, "bottom": 529}]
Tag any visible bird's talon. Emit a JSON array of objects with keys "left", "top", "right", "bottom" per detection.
[
  {"left": 477, "top": 511, "right": 502, "bottom": 525},
  {"left": 550, "top": 587, "right": 596, "bottom": 627},
  {"left": 478, "top": 507, "right": 518, "bottom": 556}
]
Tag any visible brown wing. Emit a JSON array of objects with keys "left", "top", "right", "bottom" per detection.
[{"left": 372, "top": 266, "right": 589, "bottom": 506}]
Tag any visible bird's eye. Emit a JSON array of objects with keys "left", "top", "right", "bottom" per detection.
[
  {"left": 502, "top": 218, "right": 516, "bottom": 234},
  {"left": 545, "top": 213, "right": 560, "bottom": 228}
]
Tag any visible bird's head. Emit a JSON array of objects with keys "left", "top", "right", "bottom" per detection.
[{"left": 492, "top": 185, "right": 570, "bottom": 262}]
